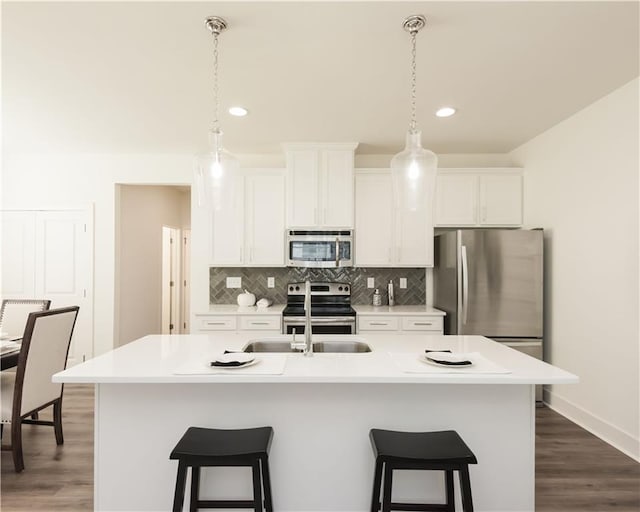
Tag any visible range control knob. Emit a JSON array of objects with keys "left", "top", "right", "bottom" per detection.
[
  {"left": 338, "top": 286, "right": 343, "bottom": 291},
  {"left": 295, "top": 286, "right": 300, "bottom": 291},
  {"left": 344, "top": 286, "right": 349, "bottom": 292},
  {"left": 289, "top": 286, "right": 294, "bottom": 292}
]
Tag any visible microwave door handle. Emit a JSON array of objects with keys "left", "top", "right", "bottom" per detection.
[{"left": 335, "top": 238, "right": 339, "bottom": 267}]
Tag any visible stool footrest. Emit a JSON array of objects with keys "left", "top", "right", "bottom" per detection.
[
  {"left": 196, "top": 499, "right": 258, "bottom": 508},
  {"left": 388, "top": 503, "right": 450, "bottom": 511}
]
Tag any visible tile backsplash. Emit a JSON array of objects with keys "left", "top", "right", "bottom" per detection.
[{"left": 209, "top": 267, "right": 426, "bottom": 305}]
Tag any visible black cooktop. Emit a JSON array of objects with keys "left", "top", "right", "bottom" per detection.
[{"left": 282, "top": 305, "right": 357, "bottom": 317}]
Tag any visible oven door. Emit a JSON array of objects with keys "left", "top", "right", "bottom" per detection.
[
  {"left": 283, "top": 317, "right": 355, "bottom": 335},
  {"left": 286, "top": 233, "right": 353, "bottom": 268}
]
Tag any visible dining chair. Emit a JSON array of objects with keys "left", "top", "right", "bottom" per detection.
[
  {"left": 0, "top": 306, "right": 80, "bottom": 472},
  {"left": 0, "top": 299, "right": 52, "bottom": 339}
]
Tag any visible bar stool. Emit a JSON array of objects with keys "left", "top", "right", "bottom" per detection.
[
  {"left": 369, "top": 429, "right": 477, "bottom": 512},
  {"left": 170, "top": 426, "right": 274, "bottom": 512}
]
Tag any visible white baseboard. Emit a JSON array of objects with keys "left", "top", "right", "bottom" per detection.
[{"left": 543, "top": 387, "right": 639, "bottom": 462}]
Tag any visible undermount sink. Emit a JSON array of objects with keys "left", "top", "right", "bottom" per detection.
[{"left": 243, "top": 337, "right": 372, "bottom": 354}]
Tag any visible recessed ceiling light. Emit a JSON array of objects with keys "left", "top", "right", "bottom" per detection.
[
  {"left": 229, "top": 106, "right": 248, "bottom": 117},
  {"left": 435, "top": 107, "right": 456, "bottom": 118}
]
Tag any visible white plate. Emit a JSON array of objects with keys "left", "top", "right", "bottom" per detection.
[{"left": 420, "top": 352, "right": 473, "bottom": 367}]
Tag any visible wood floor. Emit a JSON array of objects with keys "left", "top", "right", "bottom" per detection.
[{"left": 1, "top": 385, "right": 638, "bottom": 511}]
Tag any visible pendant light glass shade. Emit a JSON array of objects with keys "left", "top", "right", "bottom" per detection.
[
  {"left": 196, "top": 129, "right": 239, "bottom": 211},
  {"left": 391, "top": 130, "right": 438, "bottom": 212},
  {"left": 391, "top": 15, "right": 438, "bottom": 215}
]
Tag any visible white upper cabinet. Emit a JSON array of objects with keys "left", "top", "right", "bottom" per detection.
[
  {"left": 435, "top": 169, "right": 523, "bottom": 227},
  {"left": 211, "top": 170, "right": 286, "bottom": 266},
  {"left": 355, "top": 169, "right": 433, "bottom": 267},
  {"left": 284, "top": 143, "right": 358, "bottom": 228}
]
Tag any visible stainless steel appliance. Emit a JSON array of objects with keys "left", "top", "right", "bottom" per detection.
[
  {"left": 286, "top": 230, "right": 353, "bottom": 268},
  {"left": 433, "top": 229, "right": 544, "bottom": 401},
  {"left": 282, "top": 282, "right": 356, "bottom": 334}
]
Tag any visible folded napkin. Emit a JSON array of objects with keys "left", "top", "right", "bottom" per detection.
[
  {"left": 210, "top": 352, "right": 255, "bottom": 367},
  {"left": 173, "top": 354, "right": 287, "bottom": 376},
  {"left": 390, "top": 352, "right": 511, "bottom": 374},
  {"left": 424, "top": 351, "right": 472, "bottom": 367}
]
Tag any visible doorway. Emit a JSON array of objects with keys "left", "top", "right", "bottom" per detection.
[{"left": 115, "top": 185, "right": 191, "bottom": 346}]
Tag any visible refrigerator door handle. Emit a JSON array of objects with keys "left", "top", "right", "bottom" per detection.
[{"left": 461, "top": 245, "right": 469, "bottom": 325}]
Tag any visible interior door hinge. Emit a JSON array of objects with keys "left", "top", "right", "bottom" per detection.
[
  {"left": 170, "top": 281, "right": 174, "bottom": 287},
  {"left": 169, "top": 323, "right": 174, "bottom": 330}
]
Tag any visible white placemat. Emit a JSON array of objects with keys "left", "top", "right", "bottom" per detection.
[
  {"left": 390, "top": 352, "right": 511, "bottom": 374},
  {"left": 173, "top": 354, "right": 288, "bottom": 375}
]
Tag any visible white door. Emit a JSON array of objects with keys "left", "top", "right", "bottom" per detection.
[
  {"left": 2, "top": 209, "right": 94, "bottom": 366},
  {"left": 181, "top": 230, "right": 191, "bottom": 334},
  {"left": 286, "top": 150, "right": 319, "bottom": 227},
  {"left": 396, "top": 207, "right": 432, "bottom": 267},
  {"left": 434, "top": 174, "right": 478, "bottom": 226},
  {"left": 161, "top": 227, "right": 181, "bottom": 335},
  {"left": 210, "top": 176, "right": 245, "bottom": 264}
]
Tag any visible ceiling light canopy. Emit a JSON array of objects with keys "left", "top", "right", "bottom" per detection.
[
  {"left": 436, "top": 107, "right": 456, "bottom": 118},
  {"left": 196, "top": 16, "right": 239, "bottom": 211},
  {"left": 391, "top": 15, "right": 438, "bottom": 214}
]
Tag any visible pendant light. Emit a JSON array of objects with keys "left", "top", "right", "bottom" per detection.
[
  {"left": 196, "top": 16, "right": 239, "bottom": 211},
  {"left": 391, "top": 15, "right": 438, "bottom": 213}
]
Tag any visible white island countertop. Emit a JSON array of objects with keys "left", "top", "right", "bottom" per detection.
[{"left": 54, "top": 333, "right": 577, "bottom": 385}]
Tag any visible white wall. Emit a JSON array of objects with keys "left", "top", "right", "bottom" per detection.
[
  {"left": 116, "top": 185, "right": 189, "bottom": 346},
  {"left": 511, "top": 78, "right": 639, "bottom": 460},
  {"left": 1, "top": 153, "right": 194, "bottom": 356}
]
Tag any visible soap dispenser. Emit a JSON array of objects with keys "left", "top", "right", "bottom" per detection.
[{"left": 372, "top": 288, "right": 382, "bottom": 307}]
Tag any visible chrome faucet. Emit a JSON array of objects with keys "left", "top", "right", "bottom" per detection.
[
  {"left": 303, "top": 280, "right": 313, "bottom": 356},
  {"left": 289, "top": 281, "right": 313, "bottom": 355}
]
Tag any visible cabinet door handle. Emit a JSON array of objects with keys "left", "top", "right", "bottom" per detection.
[
  {"left": 388, "top": 248, "right": 392, "bottom": 263},
  {"left": 240, "top": 247, "right": 243, "bottom": 262},
  {"left": 481, "top": 206, "right": 487, "bottom": 222}
]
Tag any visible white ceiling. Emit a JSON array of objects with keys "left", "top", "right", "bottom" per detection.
[{"left": 2, "top": 1, "right": 638, "bottom": 155}]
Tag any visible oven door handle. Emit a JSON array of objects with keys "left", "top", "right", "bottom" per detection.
[
  {"left": 335, "top": 238, "right": 340, "bottom": 267},
  {"left": 284, "top": 317, "right": 356, "bottom": 324}
]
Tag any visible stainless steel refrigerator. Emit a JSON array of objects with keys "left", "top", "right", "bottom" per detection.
[{"left": 433, "top": 229, "right": 544, "bottom": 400}]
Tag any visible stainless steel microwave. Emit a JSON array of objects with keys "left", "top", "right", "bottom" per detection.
[{"left": 286, "top": 230, "right": 353, "bottom": 268}]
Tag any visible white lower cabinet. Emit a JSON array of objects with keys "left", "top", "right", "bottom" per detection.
[
  {"left": 358, "top": 315, "right": 443, "bottom": 335},
  {"left": 195, "top": 314, "right": 281, "bottom": 333}
]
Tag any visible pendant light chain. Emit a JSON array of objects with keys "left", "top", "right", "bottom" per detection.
[
  {"left": 409, "top": 30, "right": 418, "bottom": 133},
  {"left": 212, "top": 31, "right": 220, "bottom": 132}
]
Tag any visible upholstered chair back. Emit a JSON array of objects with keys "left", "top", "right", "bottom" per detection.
[
  {"left": 0, "top": 300, "right": 52, "bottom": 339},
  {"left": 17, "top": 307, "right": 79, "bottom": 416}
]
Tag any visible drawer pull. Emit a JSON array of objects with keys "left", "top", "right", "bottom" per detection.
[
  {"left": 250, "top": 322, "right": 270, "bottom": 326},
  {"left": 205, "top": 322, "right": 227, "bottom": 325},
  {"left": 413, "top": 322, "right": 433, "bottom": 326},
  {"left": 370, "top": 322, "right": 388, "bottom": 326}
]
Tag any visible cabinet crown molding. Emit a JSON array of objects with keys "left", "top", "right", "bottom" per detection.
[{"left": 282, "top": 142, "right": 359, "bottom": 152}]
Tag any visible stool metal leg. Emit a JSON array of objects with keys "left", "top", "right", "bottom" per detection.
[
  {"left": 370, "top": 460, "right": 383, "bottom": 512},
  {"left": 189, "top": 466, "right": 200, "bottom": 512},
  {"left": 459, "top": 465, "right": 474, "bottom": 512},
  {"left": 252, "top": 460, "right": 264, "bottom": 512},
  {"left": 381, "top": 463, "right": 393, "bottom": 512},
  {"left": 172, "top": 460, "right": 188, "bottom": 512},
  {"left": 261, "top": 456, "right": 274, "bottom": 512},
  {"left": 445, "top": 470, "right": 455, "bottom": 512}
]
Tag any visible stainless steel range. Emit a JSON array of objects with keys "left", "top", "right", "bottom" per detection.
[{"left": 282, "top": 282, "right": 356, "bottom": 335}]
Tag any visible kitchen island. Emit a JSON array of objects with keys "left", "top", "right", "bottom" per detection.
[{"left": 54, "top": 334, "right": 577, "bottom": 512}]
